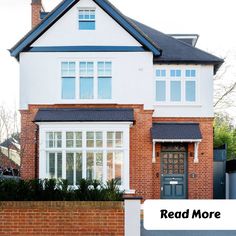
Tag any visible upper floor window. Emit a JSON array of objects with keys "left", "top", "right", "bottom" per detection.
[
  {"left": 61, "top": 62, "right": 76, "bottom": 99},
  {"left": 78, "top": 9, "right": 95, "bottom": 30},
  {"left": 61, "top": 61, "right": 112, "bottom": 100},
  {"left": 155, "top": 68, "right": 197, "bottom": 103},
  {"left": 79, "top": 62, "right": 94, "bottom": 99},
  {"left": 98, "top": 62, "right": 112, "bottom": 99}
]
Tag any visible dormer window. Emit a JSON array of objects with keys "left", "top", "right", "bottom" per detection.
[{"left": 78, "top": 9, "right": 95, "bottom": 30}]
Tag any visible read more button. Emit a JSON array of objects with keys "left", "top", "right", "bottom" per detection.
[{"left": 144, "top": 200, "right": 236, "bottom": 230}]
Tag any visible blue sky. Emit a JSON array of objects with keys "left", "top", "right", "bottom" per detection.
[{"left": 0, "top": 0, "right": 235, "bottom": 117}]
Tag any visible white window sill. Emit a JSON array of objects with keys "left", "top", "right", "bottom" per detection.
[
  {"left": 59, "top": 99, "right": 117, "bottom": 104},
  {"left": 154, "top": 103, "right": 202, "bottom": 107}
]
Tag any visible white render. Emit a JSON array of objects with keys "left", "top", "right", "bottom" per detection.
[
  {"left": 20, "top": 51, "right": 214, "bottom": 117},
  {"left": 32, "top": 0, "right": 141, "bottom": 47}
]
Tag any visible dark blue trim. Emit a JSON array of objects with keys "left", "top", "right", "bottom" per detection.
[
  {"left": 94, "top": 0, "right": 161, "bottom": 56},
  {"left": 28, "top": 46, "right": 146, "bottom": 52},
  {"left": 10, "top": 0, "right": 161, "bottom": 58}
]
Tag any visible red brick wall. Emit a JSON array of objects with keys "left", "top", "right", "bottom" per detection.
[
  {"left": 0, "top": 201, "right": 124, "bottom": 236},
  {"left": 20, "top": 104, "right": 213, "bottom": 199}
]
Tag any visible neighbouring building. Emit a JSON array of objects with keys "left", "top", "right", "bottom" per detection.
[{"left": 10, "top": 0, "right": 223, "bottom": 199}]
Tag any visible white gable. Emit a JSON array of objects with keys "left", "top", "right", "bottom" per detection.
[{"left": 32, "top": 0, "right": 142, "bottom": 47}]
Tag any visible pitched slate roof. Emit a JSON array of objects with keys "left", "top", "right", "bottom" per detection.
[
  {"left": 34, "top": 108, "right": 134, "bottom": 122},
  {"left": 10, "top": 0, "right": 223, "bottom": 72},
  {"left": 10, "top": 0, "right": 161, "bottom": 59},
  {"left": 151, "top": 123, "right": 202, "bottom": 140},
  {"left": 130, "top": 19, "right": 223, "bottom": 71}
]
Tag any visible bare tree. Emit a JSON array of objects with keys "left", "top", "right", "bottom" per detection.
[{"left": 214, "top": 50, "right": 236, "bottom": 110}]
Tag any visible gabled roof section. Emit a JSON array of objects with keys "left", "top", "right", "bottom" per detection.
[
  {"left": 10, "top": 0, "right": 161, "bottom": 59},
  {"left": 130, "top": 19, "right": 224, "bottom": 73}
]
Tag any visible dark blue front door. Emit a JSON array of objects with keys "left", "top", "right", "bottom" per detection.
[{"left": 161, "top": 144, "right": 187, "bottom": 199}]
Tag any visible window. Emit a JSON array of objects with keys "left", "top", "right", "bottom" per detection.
[
  {"left": 185, "top": 69, "right": 196, "bottom": 77},
  {"left": 98, "top": 62, "right": 112, "bottom": 99},
  {"left": 66, "top": 132, "right": 82, "bottom": 148},
  {"left": 79, "top": 9, "right": 95, "bottom": 30},
  {"left": 46, "top": 152, "right": 62, "bottom": 179},
  {"left": 61, "top": 62, "right": 76, "bottom": 99},
  {"left": 79, "top": 62, "right": 94, "bottom": 99},
  {"left": 170, "top": 69, "right": 181, "bottom": 77},
  {"left": 156, "top": 81, "right": 166, "bottom": 101},
  {"left": 156, "top": 69, "right": 166, "bottom": 77},
  {"left": 155, "top": 68, "right": 197, "bottom": 103},
  {"left": 46, "top": 132, "right": 62, "bottom": 148},
  {"left": 66, "top": 152, "right": 82, "bottom": 185},
  {"left": 170, "top": 81, "right": 181, "bottom": 101},
  {"left": 42, "top": 129, "right": 127, "bottom": 188},
  {"left": 186, "top": 81, "right": 196, "bottom": 101}
]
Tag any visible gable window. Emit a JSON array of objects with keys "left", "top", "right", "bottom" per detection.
[
  {"left": 79, "top": 62, "right": 94, "bottom": 99},
  {"left": 155, "top": 68, "right": 197, "bottom": 103},
  {"left": 78, "top": 9, "right": 95, "bottom": 30},
  {"left": 98, "top": 62, "right": 112, "bottom": 99},
  {"left": 61, "top": 62, "right": 76, "bottom": 99}
]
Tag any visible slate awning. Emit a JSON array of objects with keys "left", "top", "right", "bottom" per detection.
[
  {"left": 151, "top": 123, "right": 202, "bottom": 141},
  {"left": 34, "top": 108, "right": 134, "bottom": 123}
]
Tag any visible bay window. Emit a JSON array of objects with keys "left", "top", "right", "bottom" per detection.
[{"left": 40, "top": 124, "right": 130, "bottom": 190}]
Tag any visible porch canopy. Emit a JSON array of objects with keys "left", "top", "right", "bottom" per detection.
[
  {"left": 34, "top": 108, "right": 134, "bottom": 123},
  {"left": 151, "top": 123, "right": 202, "bottom": 163}
]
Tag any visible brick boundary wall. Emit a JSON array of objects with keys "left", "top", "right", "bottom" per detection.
[{"left": 0, "top": 201, "right": 124, "bottom": 236}]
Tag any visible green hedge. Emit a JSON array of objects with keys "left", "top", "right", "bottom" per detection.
[{"left": 0, "top": 178, "right": 124, "bottom": 201}]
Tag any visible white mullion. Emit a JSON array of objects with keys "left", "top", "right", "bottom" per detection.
[
  {"left": 94, "top": 61, "right": 97, "bottom": 99},
  {"left": 103, "top": 131, "right": 107, "bottom": 185},
  {"left": 113, "top": 152, "right": 115, "bottom": 179},
  {"left": 82, "top": 130, "right": 86, "bottom": 179},
  {"left": 55, "top": 153, "right": 58, "bottom": 179},
  {"left": 62, "top": 150, "right": 66, "bottom": 180},
  {"left": 46, "top": 152, "right": 49, "bottom": 178},
  {"left": 73, "top": 152, "right": 76, "bottom": 186},
  {"left": 94, "top": 152, "right": 96, "bottom": 180}
]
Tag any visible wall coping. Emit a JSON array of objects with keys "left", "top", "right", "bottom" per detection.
[{"left": 0, "top": 201, "right": 124, "bottom": 209}]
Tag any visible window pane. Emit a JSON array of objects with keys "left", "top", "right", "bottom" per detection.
[
  {"left": 80, "top": 77, "right": 94, "bottom": 99},
  {"left": 115, "top": 132, "right": 123, "bottom": 148},
  {"left": 98, "top": 77, "right": 112, "bottom": 99},
  {"left": 87, "top": 152, "right": 94, "bottom": 180},
  {"left": 48, "top": 153, "right": 55, "bottom": 178},
  {"left": 96, "top": 132, "right": 103, "bottom": 148},
  {"left": 46, "top": 132, "right": 54, "bottom": 148},
  {"left": 156, "top": 69, "right": 166, "bottom": 77},
  {"left": 107, "top": 152, "right": 113, "bottom": 181},
  {"left": 186, "top": 81, "right": 196, "bottom": 102},
  {"left": 66, "top": 132, "right": 74, "bottom": 148},
  {"left": 171, "top": 81, "right": 181, "bottom": 101},
  {"left": 79, "top": 21, "right": 95, "bottom": 30},
  {"left": 95, "top": 153, "right": 103, "bottom": 181},
  {"left": 156, "top": 81, "right": 166, "bottom": 101},
  {"left": 76, "top": 153, "right": 82, "bottom": 185},
  {"left": 115, "top": 152, "right": 123, "bottom": 185},
  {"left": 75, "top": 132, "right": 82, "bottom": 148},
  {"left": 66, "top": 153, "right": 74, "bottom": 185},
  {"left": 62, "top": 78, "right": 75, "bottom": 99},
  {"left": 57, "top": 153, "right": 62, "bottom": 178}
]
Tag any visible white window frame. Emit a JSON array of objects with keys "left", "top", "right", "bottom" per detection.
[
  {"left": 59, "top": 59, "right": 113, "bottom": 102},
  {"left": 78, "top": 8, "right": 96, "bottom": 30},
  {"left": 38, "top": 122, "right": 132, "bottom": 191},
  {"left": 154, "top": 67, "right": 199, "bottom": 105}
]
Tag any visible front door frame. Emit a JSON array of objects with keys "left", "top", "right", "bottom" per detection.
[{"left": 160, "top": 143, "right": 188, "bottom": 199}]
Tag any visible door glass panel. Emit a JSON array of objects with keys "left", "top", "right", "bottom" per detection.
[
  {"left": 95, "top": 152, "right": 103, "bottom": 181},
  {"left": 115, "top": 152, "right": 123, "bottom": 185},
  {"left": 57, "top": 153, "right": 62, "bottom": 178},
  {"left": 107, "top": 152, "right": 113, "bottom": 181},
  {"left": 48, "top": 153, "right": 55, "bottom": 178}
]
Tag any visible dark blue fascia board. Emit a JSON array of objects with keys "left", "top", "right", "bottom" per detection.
[
  {"left": 11, "top": 0, "right": 161, "bottom": 58},
  {"left": 28, "top": 46, "right": 146, "bottom": 52},
  {"left": 10, "top": 0, "right": 76, "bottom": 58},
  {"left": 94, "top": 0, "right": 161, "bottom": 56}
]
